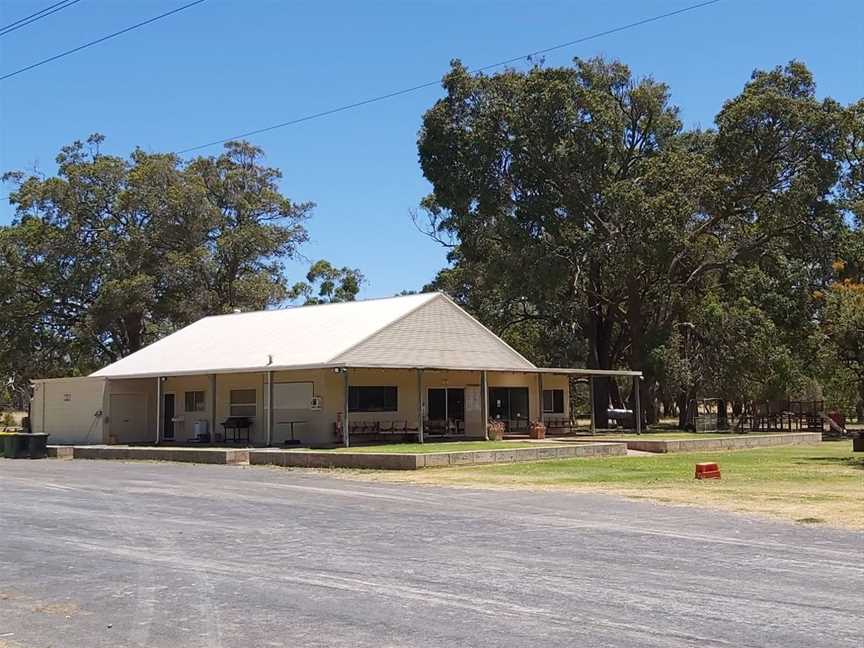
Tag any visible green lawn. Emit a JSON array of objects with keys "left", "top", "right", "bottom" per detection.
[
  {"left": 324, "top": 430, "right": 800, "bottom": 452},
  {"left": 328, "top": 441, "right": 543, "bottom": 454},
  {"left": 357, "top": 441, "right": 864, "bottom": 529},
  {"left": 465, "top": 442, "right": 860, "bottom": 485}
]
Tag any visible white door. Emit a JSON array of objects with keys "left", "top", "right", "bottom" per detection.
[{"left": 110, "top": 393, "right": 148, "bottom": 443}]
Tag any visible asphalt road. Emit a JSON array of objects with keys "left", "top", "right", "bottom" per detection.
[{"left": 0, "top": 460, "right": 861, "bottom": 648}]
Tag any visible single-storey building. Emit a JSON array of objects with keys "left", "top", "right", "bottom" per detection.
[{"left": 30, "top": 292, "right": 641, "bottom": 446}]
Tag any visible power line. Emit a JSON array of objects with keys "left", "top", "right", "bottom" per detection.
[
  {"left": 177, "top": 0, "right": 724, "bottom": 154},
  {"left": 0, "top": 0, "right": 207, "bottom": 82},
  {"left": 0, "top": 0, "right": 69, "bottom": 31},
  {"left": 0, "top": 0, "right": 83, "bottom": 38}
]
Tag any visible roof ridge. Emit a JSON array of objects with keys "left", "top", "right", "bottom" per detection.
[{"left": 199, "top": 291, "right": 439, "bottom": 321}]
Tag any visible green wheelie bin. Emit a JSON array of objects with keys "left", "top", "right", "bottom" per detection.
[
  {"left": 3, "top": 433, "right": 29, "bottom": 459},
  {"left": 27, "top": 433, "right": 49, "bottom": 459}
]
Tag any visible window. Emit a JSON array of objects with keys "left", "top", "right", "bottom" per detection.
[
  {"left": 428, "top": 388, "right": 465, "bottom": 420},
  {"left": 349, "top": 386, "right": 397, "bottom": 412},
  {"left": 230, "top": 389, "right": 256, "bottom": 417},
  {"left": 543, "top": 389, "right": 565, "bottom": 414},
  {"left": 184, "top": 390, "right": 206, "bottom": 412},
  {"left": 488, "top": 387, "right": 529, "bottom": 420}
]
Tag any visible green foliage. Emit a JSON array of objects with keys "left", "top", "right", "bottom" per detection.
[
  {"left": 417, "top": 57, "right": 855, "bottom": 421},
  {"left": 0, "top": 136, "right": 356, "bottom": 389},
  {"left": 288, "top": 260, "right": 365, "bottom": 304}
]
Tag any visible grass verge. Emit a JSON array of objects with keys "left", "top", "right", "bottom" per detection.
[{"left": 345, "top": 441, "right": 864, "bottom": 529}]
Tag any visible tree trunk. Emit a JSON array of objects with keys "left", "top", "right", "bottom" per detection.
[
  {"left": 626, "top": 278, "right": 648, "bottom": 427},
  {"left": 717, "top": 398, "right": 729, "bottom": 429},
  {"left": 585, "top": 293, "right": 613, "bottom": 428},
  {"left": 677, "top": 392, "right": 692, "bottom": 430},
  {"left": 644, "top": 382, "right": 658, "bottom": 425}
]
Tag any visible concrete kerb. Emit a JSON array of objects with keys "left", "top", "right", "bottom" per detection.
[{"left": 46, "top": 446, "right": 74, "bottom": 459}]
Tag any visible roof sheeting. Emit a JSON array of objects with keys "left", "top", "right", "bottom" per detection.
[
  {"left": 333, "top": 293, "right": 535, "bottom": 370},
  {"left": 91, "top": 293, "right": 438, "bottom": 378},
  {"left": 89, "top": 292, "right": 537, "bottom": 379}
]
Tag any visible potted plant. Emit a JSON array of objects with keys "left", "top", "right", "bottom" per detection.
[
  {"left": 487, "top": 419, "right": 506, "bottom": 441},
  {"left": 529, "top": 420, "right": 546, "bottom": 440}
]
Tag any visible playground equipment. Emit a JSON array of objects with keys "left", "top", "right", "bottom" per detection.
[{"left": 685, "top": 398, "right": 850, "bottom": 436}]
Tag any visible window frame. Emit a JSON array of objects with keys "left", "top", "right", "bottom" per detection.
[
  {"left": 229, "top": 389, "right": 257, "bottom": 418},
  {"left": 348, "top": 386, "right": 398, "bottom": 413},
  {"left": 184, "top": 390, "right": 206, "bottom": 413},
  {"left": 542, "top": 389, "right": 565, "bottom": 415}
]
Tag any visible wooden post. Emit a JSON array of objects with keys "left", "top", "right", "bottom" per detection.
[
  {"left": 155, "top": 377, "right": 163, "bottom": 444},
  {"left": 343, "top": 368, "right": 350, "bottom": 448},
  {"left": 589, "top": 376, "right": 596, "bottom": 435},
  {"left": 633, "top": 375, "right": 642, "bottom": 436},
  {"left": 417, "top": 368, "right": 424, "bottom": 444},
  {"left": 480, "top": 370, "right": 489, "bottom": 440},
  {"left": 209, "top": 374, "right": 216, "bottom": 444},
  {"left": 266, "top": 371, "right": 273, "bottom": 446}
]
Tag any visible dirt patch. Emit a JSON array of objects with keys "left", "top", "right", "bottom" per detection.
[{"left": 32, "top": 601, "right": 80, "bottom": 616}]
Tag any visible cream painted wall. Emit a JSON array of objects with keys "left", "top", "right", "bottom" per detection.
[
  {"left": 161, "top": 375, "right": 211, "bottom": 441},
  {"left": 88, "top": 370, "right": 572, "bottom": 446},
  {"left": 31, "top": 377, "right": 107, "bottom": 444}
]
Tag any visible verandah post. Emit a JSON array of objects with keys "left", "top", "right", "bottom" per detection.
[
  {"left": 417, "top": 368, "right": 424, "bottom": 444},
  {"left": 155, "top": 376, "right": 163, "bottom": 444},
  {"left": 209, "top": 374, "right": 216, "bottom": 444},
  {"left": 266, "top": 371, "right": 273, "bottom": 447},
  {"left": 481, "top": 370, "right": 489, "bottom": 441},
  {"left": 343, "top": 368, "right": 350, "bottom": 448}
]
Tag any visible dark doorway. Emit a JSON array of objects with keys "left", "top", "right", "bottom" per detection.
[{"left": 163, "top": 393, "right": 175, "bottom": 441}]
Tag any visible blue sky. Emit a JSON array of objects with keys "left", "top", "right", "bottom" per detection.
[{"left": 1, "top": 0, "right": 862, "bottom": 297}]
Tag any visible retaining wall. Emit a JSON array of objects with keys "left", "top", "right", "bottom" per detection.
[
  {"left": 60, "top": 445, "right": 250, "bottom": 465},
  {"left": 624, "top": 432, "right": 822, "bottom": 454},
  {"left": 249, "top": 442, "right": 626, "bottom": 470}
]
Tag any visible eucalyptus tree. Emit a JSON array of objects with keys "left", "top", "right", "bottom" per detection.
[
  {"left": 418, "top": 58, "right": 847, "bottom": 425},
  {"left": 1, "top": 136, "right": 315, "bottom": 384}
]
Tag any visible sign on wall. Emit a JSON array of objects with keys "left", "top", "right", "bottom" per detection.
[{"left": 273, "top": 382, "right": 315, "bottom": 410}]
